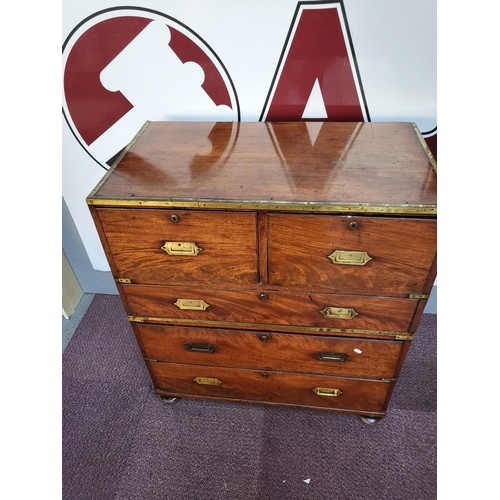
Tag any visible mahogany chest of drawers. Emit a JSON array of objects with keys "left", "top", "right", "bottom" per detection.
[{"left": 87, "top": 121, "right": 437, "bottom": 422}]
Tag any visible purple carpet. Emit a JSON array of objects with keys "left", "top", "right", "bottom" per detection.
[{"left": 63, "top": 295, "right": 436, "bottom": 499}]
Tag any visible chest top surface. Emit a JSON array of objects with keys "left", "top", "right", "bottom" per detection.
[{"left": 88, "top": 121, "right": 437, "bottom": 215}]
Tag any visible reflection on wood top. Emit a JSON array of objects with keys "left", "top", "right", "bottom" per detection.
[{"left": 88, "top": 121, "right": 437, "bottom": 214}]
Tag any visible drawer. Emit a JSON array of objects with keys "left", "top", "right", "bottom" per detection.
[
  {"left": 135, "top": 324, "right": 404, "bottom": 378},
  {"left": 148, "top": 362, "right": 392, "bottom": 413},
  {"left": 96, "top": 208, "right": 258, "bottom": 285},
  {"left": 125, "top": 285, "right": 417, "bottom": 333},
  {"left": 268, "top": 214, "right": 436, "bottom": 294}
]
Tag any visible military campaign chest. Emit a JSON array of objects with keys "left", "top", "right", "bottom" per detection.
[{"left": 87, "top": 121, "right": 437, "bottom": 422}]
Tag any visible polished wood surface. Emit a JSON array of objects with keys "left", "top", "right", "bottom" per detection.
[
  {"left": 123, "top": 284, "right": 417, "bottom": 333},
  {"left": 147, "top": 361, "right": 392, "bottom": 412},
  {"left": 96, "top": 208, "right": 258, "bottom": 285},
  {"left": 87, "top": 121, "right": 437, "bottom": 418},
  {"left": 95, "top": 205, "right": 436, "bottom": 294},
  {"left": 134, "top": 324, "right": 404, "bottom": 378},
  {"left": 268, "top": 214, "right": 436, "bottom": 294},
  {"left": 90, "top": 121, "right": 436, "bottom": 211}
]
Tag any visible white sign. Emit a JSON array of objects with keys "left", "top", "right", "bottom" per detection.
[{"left": 62, "top": 0, "right": 436, "bottom": 270}]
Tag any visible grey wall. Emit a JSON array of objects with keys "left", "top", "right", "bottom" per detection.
[
  {"left": 62, "top": 196, "right": 437, "bottom": 313},
  {"left": 426, "top": 285, "right": 437, "bottom": 315},
  {"left": 62, "top": 197, "right": 118, "bottom": 295}
]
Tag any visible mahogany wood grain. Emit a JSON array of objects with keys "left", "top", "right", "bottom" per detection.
[
  {"left": 423, "top": 252, "right": 438, "bottom": 294},
  {"left": 88, "top": 206, "right": 120, "bottom": 277},
  {"left": 257, "top": 212, "right": 268, "bottom": 285},
  {"left": 95, "top": 208, "right": 258, "bottom": 285},
  {"left": 91, "top": 121, "right": 437, "bottom": 210},
  {"left": 391, "top": 339, "right": 413, "bottom": 379},
  {"left": 409, "top": 299, "right": 430, "bottom": 334},
  {"left": 147, "top": 361, "right": 392, "bottom": 412},
  {"left": 124, "top": 284, "right": 418, "bottom": 333},
  {"left": 86, "top": 121, "right": 437, "bottom": 417},
  {"left": 268, "top": 214, "right": 437, "bottom": 294},
  {"left": 135, "top": 324, "right": 404, "bottom": 378}
]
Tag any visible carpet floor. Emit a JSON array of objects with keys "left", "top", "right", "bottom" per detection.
[{"left": 63, "top": 294, "right": 436, "bottom": 499}]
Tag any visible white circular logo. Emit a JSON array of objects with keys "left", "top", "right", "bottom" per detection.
[{"left": 62, "top": 8, "right": 240, "bottom": 169}]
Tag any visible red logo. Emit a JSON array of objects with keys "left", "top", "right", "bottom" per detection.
[
  {"left": 62, "top": 8, "right": 240, "bottom": 168},
  {"left": 261, "top": 1, "right": 369, "bottom": 122}
]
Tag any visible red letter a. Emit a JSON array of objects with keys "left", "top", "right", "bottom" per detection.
[{"left": 260, "top": 2, "right": 369, "bottom": 122}]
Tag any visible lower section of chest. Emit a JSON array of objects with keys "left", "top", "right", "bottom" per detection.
[{"left": 133, "top": 323, "right": 406, "bottom": 417}]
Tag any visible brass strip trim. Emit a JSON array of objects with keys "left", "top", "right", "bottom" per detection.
[
  {"left": 127, "top": 315, "right": 411, "bottom": 339},
  {"left": 86, "top": 121, "right": 151, "bottom": 199},
  {"left": 115, "top": 278, "right": 132, "bottom": 284},
  {"left": 394, "top": 334, "right": 413, "bottom": 341},
  {"left": 87, "top": 197, "right": 437, "bottom": 215},
  {"left": 412, "top": 122, "right": 437, "bottom": 173},
  {"left": 409, "top": 293, "right": 430, "bottom": 299}
]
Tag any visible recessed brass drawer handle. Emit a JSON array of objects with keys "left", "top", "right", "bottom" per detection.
[
  {"left": 320, "top": 307, "right": 358, "bottom": 320},
  {"left": 328, "top": 250, "right": 372, "bottom": 266},
  {"left": 185, "top": 342, "right": 217, "bottom": 353},
  {"left": 174, "top": 299, "right": 210, "bottom": 311},
  {"left": 161, "top": 241, "right": 202, "bottom": 256},
  {"left": 194, "top": 377, "right": 223, "bottom": 386},
  {"left": 315, "top": 352, "right": 349, "bottom": 362},
  {"left": 312, "top": 387, "right": 343, "bottom": 397}
]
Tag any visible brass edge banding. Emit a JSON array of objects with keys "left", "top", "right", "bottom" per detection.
[
  {"left": 127, "top": 315, "right": 412, "bottom": 339},
  {"left": 394, "top": 334, "right": 413, "bottom": 341},
  {"left": 87, "top": 197, "right": 437, "bottom": 215},
  {"left": 115, "top": 278, "right": 132, "bottom": 284},
  {"left": 411, "top": 122, "right": 437, "bottom": 173},
  {"left": 86, "top": 121, "right": 151, "bottom": 201}
]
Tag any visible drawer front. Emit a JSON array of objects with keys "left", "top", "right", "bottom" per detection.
[
  {"left": 96, "top": 208, "right": 258, "bottom": 285},
  {"left": 148, "top": 362, "right": 392, "bottom": 412},
  {"left": 125, "top": 285, "right": 417, "bottom": 333},
  {"left": 268, "top": 214, "right": 436, "bottom": 293},
  {"left": 136, "top": 324, "right": 403, "bottom": 378}
]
